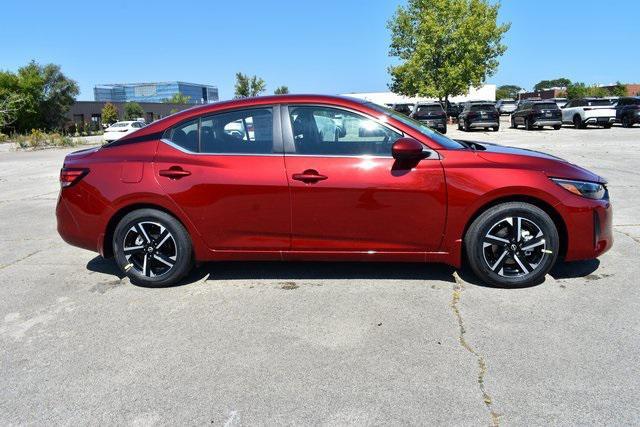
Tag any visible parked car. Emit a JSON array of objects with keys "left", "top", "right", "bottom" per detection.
[
  {"left": 391, "top": 103, "right": 414, "bottom": 116},
  {"left": 510, "top": 100, "right": 562, "bottom": 130},
  {"left": 103, "top": 121, "right": 146, "bottom": 142},
  {"left": 496, "top": 99, "right": 517, "bottom": 115},
  {"left": 614, "top": 97, "right": 640, "bottom": 127},
  {"left": 561, "top": 98, "right": 616, "bottom": 129},
  {"left": 410, "top": 102, "right": 447, "bottom": 133},
  {"left": 457, "top": 102, "right": 500, "bottom": 131},
  {"left": 445, "top": 101, "right": 462, "bottom": 118},
  {"left": 57, "top": 94, "right": 612, "bottom": 288}
]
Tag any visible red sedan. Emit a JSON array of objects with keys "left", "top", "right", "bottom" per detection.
[{"left": 57, "top": 95, "right": 612, "bottom": 287}]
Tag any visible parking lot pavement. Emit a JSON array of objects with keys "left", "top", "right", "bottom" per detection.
[{"left": 1, "top": 125, "right": 639, "bottom": 425}]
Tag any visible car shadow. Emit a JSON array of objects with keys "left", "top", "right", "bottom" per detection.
[
  {"left": 86, "top": 256, "right": 457, "bottom": 287},
  {"left": 86, "top": 257, "right": 601, "bottom": 289}
]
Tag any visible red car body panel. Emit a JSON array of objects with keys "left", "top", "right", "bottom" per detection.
[{"left": 56, "top": 95, "right": 613, "bottom": 270}]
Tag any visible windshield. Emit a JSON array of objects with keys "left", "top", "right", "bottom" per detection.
[
  {"left": 415, "top": 105, "right": 444, "bottom": 115},
  {"left": 500, "top": 100, "right": 516, "bottom": 105},
  {"left": 365, "top": 102, "right": 465, "bottom": 149}
]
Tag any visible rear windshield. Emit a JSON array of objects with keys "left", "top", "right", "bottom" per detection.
[
  {"left": 534, "top": 103, "right": 559, "bottom": 110},
  {"left": 415, "top": 105, "right": 444, "bottom": 115},
  {"left": 587, "top": 99, "right": 613, "bottom": 106},
  {"left": 470, "top": 104, "right": 496, "bottom": 111},
  {"left": 500, "top": 100, "right": 516, "bottom": 104}
]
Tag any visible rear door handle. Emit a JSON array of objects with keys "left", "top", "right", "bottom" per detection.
[
  {"left": 292, "top": 169, "right": 327, "bottom": 183},
  {"left": 159, "top": 166, "right": 191, "bottom": 179}
]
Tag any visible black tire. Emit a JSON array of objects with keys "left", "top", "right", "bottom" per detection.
[
  {"left": 573, "top": 115, "right": 584, "bottom": 129},
  {"left": 553, "top": 125, "right": 561, "bottom": 130},
  {"left": 622, "top": 115, "right": 634, "bottom": 128},
  {"left": 510, "top": 117, "right": 517, "bottom": 128},
  {"left": 525, "top": 118, "right": 533, "bottom": 131},
  {"left": 603, "top": 124, "right": 612, "bottom": 129},
  {"left": 457, "top": 119, "right": 463, "bottom": 131},
  {"left": 441, "top": 125, "right": 447, "bottom": 134},
  {"left": 113, "top": 208, "right": 193, "bottom": 287},
  {"left": 464, "top": 120, "right": 470, "bottom": 132},
  {"left": 464, "top": 202, "right": 559, "bottom": 287},
  {"left": 492, "top": 126, "right": 499, "bottom": 132}
]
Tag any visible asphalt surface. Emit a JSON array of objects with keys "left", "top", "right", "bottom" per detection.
[{"left": 1, "top": 121, "right": 639, "bottom": 425}]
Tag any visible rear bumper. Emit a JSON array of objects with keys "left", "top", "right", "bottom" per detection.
[
  {"left": 469, "top": 121, "right": 499, "bottom": 128},
  {"left": 533, "top": 119, "right": 562, "bottom": 127}
]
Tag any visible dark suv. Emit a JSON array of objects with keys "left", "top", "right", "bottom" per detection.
[
  {"left": 457, "top": 102, "right": 499, "bottom": 132},
  {"left": 410, "top": 102, "right": 447, "bottom": 133},
  {"left": 391, "top": 103, "right": 414, "bottom": 116},
  {"left": 511, "top": 100, "right": 562, "bottom": 130},
  {"left": 615, "top": 97, "right": 640, "bottom": 127}
]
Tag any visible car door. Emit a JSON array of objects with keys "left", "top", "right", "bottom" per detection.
[
  {"left": 154, "top": 106, "right": 291, "bottom": 253},
  {"left": 281, "top": 104, "right": 446, "bottom": 257}
]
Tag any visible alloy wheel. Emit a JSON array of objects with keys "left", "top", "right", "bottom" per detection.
[
  {"left": 482, "top": 216, "right": 547, "bottom": 278},
  {"left": 122, "top": 221, "right": 177, "bottom": 277}
]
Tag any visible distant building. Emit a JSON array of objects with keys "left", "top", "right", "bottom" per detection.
[
  {"left": 66, "top": 101, "right": 193, "bottom": 128},
  {"left": 94, "top": 81, "right": 218, "bottom": 104},
  {"left": 343, "top": 85, "right": 496, "bottom": 106}
]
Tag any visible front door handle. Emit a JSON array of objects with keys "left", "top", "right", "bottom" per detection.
[
  {"left": 159, "top": 166, "right": 191, "bottom": 179},
  {"left": 292, "top": 169, "right": 327, "bottom": 183}
]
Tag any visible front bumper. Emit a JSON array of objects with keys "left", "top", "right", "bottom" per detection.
[
  {"left": 561, "top": 197, "right": 613, "bottom": 262},
  {"left": 584, "top": 116, "right": 615, "bottom": 125}
]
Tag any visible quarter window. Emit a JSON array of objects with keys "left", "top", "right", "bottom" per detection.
[{"left": 288, "top": 106, "right": 401, "bottom": 156}]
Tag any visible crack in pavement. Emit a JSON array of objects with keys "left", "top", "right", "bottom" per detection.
[
  {"left": 451, "top": 272, "right": 501, "bottom": 427},
  {"left": 613, "top": 228, "right": 640, "bottom": 245},
  {"left": 0, "top": 246, "right": 53, "bottom": 271}
]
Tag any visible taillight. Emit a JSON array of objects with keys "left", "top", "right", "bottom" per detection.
[{"left": 60, "top": 168, "right": 89, "bottom": 188}]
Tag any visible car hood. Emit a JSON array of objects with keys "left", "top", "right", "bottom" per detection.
[{"left": 457, "top": 140, "right": 606, "bottom": 184}]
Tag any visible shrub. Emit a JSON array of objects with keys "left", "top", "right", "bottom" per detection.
[{"left": 0, "top": 132, "right": 9, "bottom": 143}]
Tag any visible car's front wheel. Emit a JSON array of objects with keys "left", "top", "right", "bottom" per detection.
[
  {"left": 113, "top": 208, "right": 193, "bottom": 287},
  {"left": 464, "top": 202, "right": 559, "bottom": 287}
]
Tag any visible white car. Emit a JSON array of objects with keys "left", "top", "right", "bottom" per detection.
[
  {"left": 561, "top": 98, "right": 616, "bottom": 129},
  {"left": 103, "top": 121, "right": 145, "bottom": 142},
  {"left": 496, "top": 99, "right": 517, "bottom": 115}
]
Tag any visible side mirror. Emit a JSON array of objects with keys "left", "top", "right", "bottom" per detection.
[{"left": 392, "top": 137, "right": 429, "bottom": 161}]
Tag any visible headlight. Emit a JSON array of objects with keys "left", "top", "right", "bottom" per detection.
[{"left": 551, "top": 178, "right": 607, "bottom": 199}]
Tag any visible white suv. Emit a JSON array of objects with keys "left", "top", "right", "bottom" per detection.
[{"left": 561, "top": 98, "right": 616, "bottom": 129}]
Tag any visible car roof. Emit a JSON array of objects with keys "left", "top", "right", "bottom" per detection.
[{"left": 415, "top": 102, "right": 442, "bottom": 106}]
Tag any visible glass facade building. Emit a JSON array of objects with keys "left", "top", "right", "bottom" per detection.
[{"left": 94, "top": 82, "right": 218, "bottom": 104}]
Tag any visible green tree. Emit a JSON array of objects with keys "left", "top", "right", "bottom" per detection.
[
  {"left": 164, "top": 93, "right": 191, "bottom": 104},
  {"left": 234, "top": 72, "right": 266, "bottom": 98},
  {"left": 274, "top": 85, "right": 289, "bottom": 95},
  {"left": 533, "top": 78, "right": 572, "bottom": 92},
  {"left": 124, "top": 102, "right": 144, "bottom": 120},
  {"left": 101, "top": 102, "right": 118, "bottom": 125},
  {"left": 496, "top": 84, "right": 522, "bottom": 100},
  {"left": 608, "top": 82, "right": 627, "bottom": 97},
  {"left": 0, "top": 61, "right": 79, "bottom": 132},
  {"left": 387, "top": 0, "right": 510, "bottom": 104}
]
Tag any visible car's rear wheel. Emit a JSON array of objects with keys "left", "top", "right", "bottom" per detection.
[
  {"left": 525, "top": 118, "right": 532, "bottom": 131},
  {"left": 492, "top": 126, "right": 499, "bottom": 132},
  {"left": 464, "top": 120, "right": 470, "bottom": 132},
  {"left": 553, "top": 125, "right": 561, "bottom": 130},
  {"left": 622, "top": 115, "right": 634, "bottom": 128},
  {"left": 510, "top": 117, "right": 517, "bottom": 128},
  {"left": 464, "top": 202, "right": 559, "bottom": 287},
  {"left": 113, "top": 209, "right": 193, "bottom": 287}
]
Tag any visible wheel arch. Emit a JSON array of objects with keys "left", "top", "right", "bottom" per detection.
[
  {"left": 102, "top": 202, "right": 203, "bottom": 259},
  {"left": 461, "top": 194, "right": 568, "bottom": 260}
]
